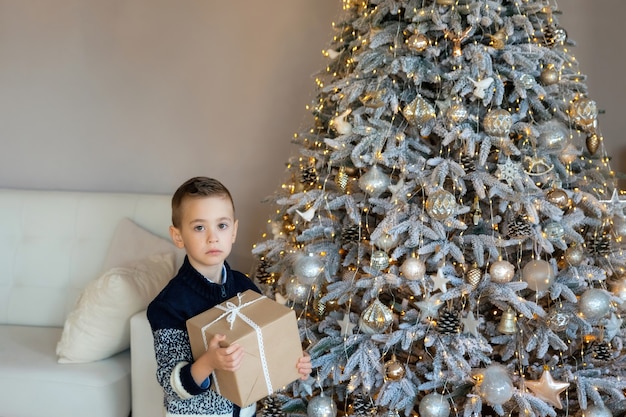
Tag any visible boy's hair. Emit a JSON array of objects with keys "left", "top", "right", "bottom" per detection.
[{"left": 171, "top": 177, "right": 235, "bottom": 228}]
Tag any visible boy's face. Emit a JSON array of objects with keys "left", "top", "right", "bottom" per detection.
[{"left": 169, "top": 195, "right": 238, "bottom": 278}]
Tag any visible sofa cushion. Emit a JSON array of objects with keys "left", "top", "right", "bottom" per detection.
[
  {"left": 0, "top": 325, "right": 131, "bottom": 417},
  {"left": 56, "top": 252, "right": 175, "bottom": 363}
]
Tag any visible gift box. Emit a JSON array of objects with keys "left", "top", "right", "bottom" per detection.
[{"left": 186, "top": 289, "right": 303, "bottom": 407}]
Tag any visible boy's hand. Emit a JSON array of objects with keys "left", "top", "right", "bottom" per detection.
[
  {"left": 206, "top": 334, "right": 244, "bottom": 372},
  {"left": 296, "top": 352, "right": 312, "bottom": 380}
]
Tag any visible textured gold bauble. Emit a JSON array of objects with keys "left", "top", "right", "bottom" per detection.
[
  {"left": 406, "top": 33, "right": 429, "bottom": 52},
  {"left": 569, "top": 97, "right": 598, "bottom": 130},
  {"left": 425, "top": 189, "right": 457, "bottom": 220},
  {"left": 466, "top": 264, "right": 483, "bottom": 289},
  {"left": 540, "top": 66, "right": 560, "bottom": 85},
  {"left": 546, "top": 188, "right": 569, "bottom": 209},
  {"left": 483, "top": 108, "right": 513, "bottom": 137},
  {"left": 384, "top": 354, "right": 405, "bottom": 381},
  {"left": 402, "top": 95, "right": 436, "bottom": 128},
  {"left": 586, "top": 133, "right": 601, "bottom": 155},
  {"left": 436, "top": 0, "right": 455, "bottom": 4},
  {"left": 446, "top": 102, "right": 469, "bottom": 124},
  {"left": 359, "top": 298, "right": 394, "bottom": 334}
]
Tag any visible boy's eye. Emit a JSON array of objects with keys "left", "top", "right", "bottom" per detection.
[
  {"left": 218, "top": 223, "right": 228, "bottom": 230},
  {"left": 194, "top": 225, "right": 205, "bottom": 232}
]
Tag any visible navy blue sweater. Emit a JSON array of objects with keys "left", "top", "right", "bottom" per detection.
[{"left": 147, "top": 257, "right": 260, "bottom": 417}]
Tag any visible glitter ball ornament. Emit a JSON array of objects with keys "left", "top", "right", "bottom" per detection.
[
  {"left": 546, "top": 307, "right": 571, "bottom": 332},
  {"left": 359, "top": 165, "right": 390, "bottom": 197},
  {"left": 402, "top": 95, "right": 436, "bottom": 128},
  {"left": 540, "top": 65, "right": 560, "bottom": 85},
  {"left": 483, "top": 108, "right": 512, "bottom": 137},
  {"left": 547, "top": 188, "right": 569, "bottom": 209},
  {"left": 383, "top": 354, "right": 405, "bottom": 381},
  {"left": 418, "top": 392, "right": 451, "bottom": 417},
  {"left": 564, "top": 244, "right": 585, "bottom": 266},
  {"left": 294, "top": 255, "right": 324, "bottom": 285},
  {"left": 543, "top": 221, "right": 564, "bottom": 241},
  {"left": 307, "top": 395, "right": 337, "bottom": 417},
  {"left": 476, "top": 365, "right": 514, "bottom": 405},
  {"left": 285, "top": 277, "right": 310, "bottom": 304},
  {"left": 537, "top": 119, "right": 568, "bottom": 150},
  {"left": 579, "top": 288, "right": 610, "bottom": 320},
  {"left": 518, "top": 73, "right": 534, "bottom": 89},
  {"left": 400, "top": 257, "right": 426, "bottom": 281},
  {"left": 370, "top": 250, "right": 390, "bottom": 270},
  {"left": 489, "top": 259, "right": 515, "bottom": 284},
  {"left": 407, "top": 33, "right": 429, "bottom": 52},
  {"left": 522, "top": 259, "right": 554, "bottom": 292},
  {"left": 426, "top": 189, "right": 457, "bottom": 220},
  {"left": 359, "top": 298, "right": 394, "bottom": 334},
  {"left": 569, "top": 97, "right": 598, "bottom": 130}
]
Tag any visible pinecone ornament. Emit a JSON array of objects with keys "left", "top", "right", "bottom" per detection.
[
  {"left": 261, "top": 394, "right": 285, "bottom": 417},
  {"left": 541, "top": 24, "right": 567, "bottom": 47},
  {"left": 255, "top": 258, "right": 274, "bottom": 285},
  {"left": 352, "top": 391, "right": 376, "bottom": 417},
  {"left": 341, "top": 224, "right": 363, "bottom": 243},
  {"left": 506, "top": 216, "right": 533, "bottom": 240},
  {"left": 587, "top": 234, "right": 612, "bottom": 256},
  {"left": 590, "top": 341, "right": 613, "bottom": 361},
  {"left": 437, "top": 309, "right": 461, "bottom": 334},
  {"left": 300, "top": 165, "right": 318, "bottom": 184}
]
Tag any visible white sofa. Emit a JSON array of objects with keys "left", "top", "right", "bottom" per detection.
[{"left": 0, "top": 188, "right": 176, "bottom": 417}]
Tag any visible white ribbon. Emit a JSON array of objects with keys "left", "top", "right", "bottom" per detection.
[{"left": 199, "top": 292, "right": 274, "bottom": 398}]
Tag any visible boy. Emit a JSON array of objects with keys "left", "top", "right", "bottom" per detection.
[{"left": 147, "top": 177, "right": 312, "bottom": 417}]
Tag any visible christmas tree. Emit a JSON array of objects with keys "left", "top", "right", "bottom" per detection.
[{"left": 251, "top": 1, "right": 626, "bottom": 416}]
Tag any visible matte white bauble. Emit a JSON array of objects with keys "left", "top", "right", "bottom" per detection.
[
  {"left": 477, "top": 365, "right": 513, "bottom": 405},
  {"left": 522, "top": 259, "right": 554, "bottom": 292},
  {"left": 418, "top": 392, "right": 451, "bottom": 417},
  {"left": 400, "top": 257, "right": 426, "bottom": 280},
  {"left": 579, "top": 288, "right": 610, "bottom": 320}
]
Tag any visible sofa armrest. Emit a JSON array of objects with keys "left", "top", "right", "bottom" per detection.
[{"left": 130, "top": 310, "right": 164, "bottom": 417}]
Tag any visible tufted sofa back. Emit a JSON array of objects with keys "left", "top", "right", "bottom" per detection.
[{"left": 0, "top": 188, "right": 172, "bottom": 327}]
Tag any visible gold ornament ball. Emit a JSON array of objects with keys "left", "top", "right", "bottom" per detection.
[
  {"left": 540, "top": 66, "right": 560, "bottom": 85},
  {"left": 407, "top": 33, "right": 429, "bottom": 52},
  {"left": 489, "top": 260, "right": 515, "bottom": 284},
  {"left": 546, "top": 188, "right": 569, "bottom": 209},
  {"left": 446, "top": 102, "right": 469, "bottom": 124},
  {"left": 522, "top": 259, "right": 555, "bottom": 292},
  {"left": 384, "top": 355, "right": 405, "bottom": 381},
  {"left": 483, "top": 108, "right": 513, "bottom": 137},
  {"left": 436, "top": 0, "right": 455, "bottom": 4},
  {"left": 425, "top": 189, "right": 457, "bottom": 220},
  {"left": 402, "top": 95, "right": 436, "bottom": 128},
  {"left": 400, "top": 257, "right": 426, "bottom": 280}
]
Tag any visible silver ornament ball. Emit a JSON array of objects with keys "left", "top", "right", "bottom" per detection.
[
  {"left": 418, "top": 392, "right": 451, "bottom": 417},
  {"left": 579, "top": 288, "right": 610, "bottom": 320},
  {"left": 564, "top": 245, "right": 585, "bottom": 266},
  {"left": 477, "top": 365, "right": 514, "bottom": 405},
  {"left": 483, "top": 109, "right": 512, "bottom": 137},
  {"left": 307, "top": 395, "right": 337, "bottom": 417},
  {"left": 286, "top": 277, "right": 310, "bottom": 304},
  {"left": 577, "top": 405, "right": 613, "bottom": 417},
  {"left": 546, "top": 308, "right": 571, "bottom": 332},
  {"left": 543, "top": 221, "right": 565, "bottom": 241},
  {"left": 537, "top": 119, "right": 569, "bottom": 150},
  {"left": 294, "top": 255, "right": 324, "bottom": 285}
]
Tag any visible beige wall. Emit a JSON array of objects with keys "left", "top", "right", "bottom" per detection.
[{"left": 0, "top": 1, "right": 623, "bottom": 272}]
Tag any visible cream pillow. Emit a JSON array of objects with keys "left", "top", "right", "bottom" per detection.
[
  {"left": 56, "top": 253, "right": 175, "bottom": 363},
  {"left": 102, "top": 217, "right": 183, "bottom": 270}
]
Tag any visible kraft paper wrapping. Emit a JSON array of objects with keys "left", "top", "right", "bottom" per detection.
[{"left": 186, "top": 290, "right": 303, "bottom": 407}]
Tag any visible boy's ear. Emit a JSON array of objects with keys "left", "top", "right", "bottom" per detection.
[
  {"left": 169, "top": 225, "right": 185, "bottom": 249},
  {"left": 232, "top": 219, "right": 239, "bottom": 243}
]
